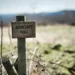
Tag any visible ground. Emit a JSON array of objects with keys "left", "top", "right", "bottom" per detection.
[
  {"left": 0, "top": 24, "right": 75, "bottom": 75},
  {"left": 0, "top": 24, "right": 75, "bottom": 46}
]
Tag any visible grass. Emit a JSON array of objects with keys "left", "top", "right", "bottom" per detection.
[
  {"left": 0, "top": 44, "right": 17, "bottom": 56},
  {"left": 1, "top": 25, "right": 75, "bottom": 75},
  {"left": 36, "top": 25, "right": 75, "bottom": 47},
  {"left": 37, "top": 25, "right": 75, "bottom": 32},
  {"left": 26, "top": 43, "right": 75, "bottom": 75},
  {"left": 0, "top": 42, "right": 75, "bottom": 75}
]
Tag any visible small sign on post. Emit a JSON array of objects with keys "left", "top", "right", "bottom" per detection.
[
  {"left": 11, "top": 22, "right": 35, "bottom": 38},
  {"left": 11, "top": 16, "right": 36, "bottom": 75}
]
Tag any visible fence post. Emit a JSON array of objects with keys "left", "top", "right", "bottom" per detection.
[
  {"left": 2, "top": 57, "right": 17, "bottom": 75},
  {"left": 0, "top": 21, "right": 3, "bottom": 75},
  {"left": 16, "top": 16, "right": 26, "bottom": 75}
]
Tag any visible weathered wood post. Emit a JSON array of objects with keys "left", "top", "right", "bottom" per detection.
[
  {"left": 11, "top": 16, "right": 35, "bottom": 75},
  {"left": 2, "top": 57, "right": 17, "bottom": 75},
  {"left": 16, "top": 16, "right": 26, "bottom": 75},
  {"left": 0, "top": 21, "right": 3, "bottom": 75}
]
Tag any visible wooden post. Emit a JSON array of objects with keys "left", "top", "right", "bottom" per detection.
[
  {"left": 16, "top": 16, "right": 26, "bottom": 75},
  {"left": 1, "top": 21, "right": 3, "bottom": 75},
  {"left": 2, "top": 57, "right": 17, "bottom": 75},
  {"left": 11, "top": 16, "right": 35, "bottom": 75}
]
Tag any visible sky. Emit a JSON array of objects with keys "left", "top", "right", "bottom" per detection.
[{"left": 0, "top": 0, "right": 75, "bottom": 14}]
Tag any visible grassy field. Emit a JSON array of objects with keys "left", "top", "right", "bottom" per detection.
[
  {"left": 0, "top": 24, "right": 75, "bottom": 75},
  {"left": 36, "top": 25, "right": 75, "bottom": 45},
  {"left": 1, "top": 24, "right": 75, "bottom": 45}
]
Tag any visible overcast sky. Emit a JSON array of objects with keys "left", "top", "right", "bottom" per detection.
[{"left": 0, "top": 0, "right": 75, "bottom": 14}]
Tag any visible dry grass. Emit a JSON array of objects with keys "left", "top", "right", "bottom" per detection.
[
  {"left": 1, "top": 24, "right": 75, "bottom": 46},
  {"left": 1, "top": 24, "right": 75, "bottom": 75}
]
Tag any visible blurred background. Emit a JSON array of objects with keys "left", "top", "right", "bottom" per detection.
[{"left": 0, "top": 0, "right": 75, "bottom": 75}]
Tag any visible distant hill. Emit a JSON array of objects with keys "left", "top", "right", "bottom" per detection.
[{"left": 0, "top": 10, "right": 75, "bottom": 26}]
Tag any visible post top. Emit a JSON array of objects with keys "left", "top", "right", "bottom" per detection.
[{"left": 16, "top": 16, "right": 24, "bottom": 21}]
